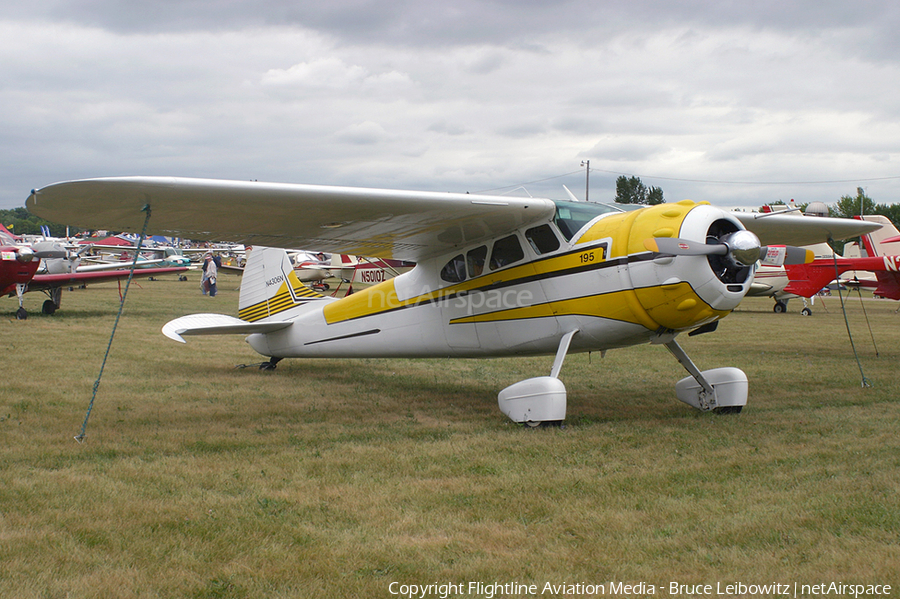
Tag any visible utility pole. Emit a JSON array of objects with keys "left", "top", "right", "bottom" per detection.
[{"left": 581, "top": 160, "right": 590, "bottom": 202}]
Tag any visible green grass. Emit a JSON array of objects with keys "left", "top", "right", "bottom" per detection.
[{"left": 1, "top": 272, "right": 899, "bottom": 597}]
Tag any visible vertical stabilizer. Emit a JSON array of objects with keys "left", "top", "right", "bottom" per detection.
[
  {"left": 857, "top": 215, "right": 899, "bottom": 257},
  {"left": 238, "top": 246, "right": 325, "bottom": 322}
]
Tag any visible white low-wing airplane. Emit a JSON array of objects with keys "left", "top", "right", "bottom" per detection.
[{"left": 26, "top": 177, "right": 880, "bottom": 424}]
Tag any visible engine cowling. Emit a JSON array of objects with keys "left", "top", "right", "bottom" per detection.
[{"left": 578, "top": 201, "right": 756, "bottom": 334}]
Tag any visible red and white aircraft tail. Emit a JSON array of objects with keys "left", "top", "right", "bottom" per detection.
[{"left": 855, "top": 215, "right": 900, "bottom": 258}]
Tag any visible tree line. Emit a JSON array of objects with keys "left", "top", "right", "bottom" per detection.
[
  {"left": 0, "top": 207, "right": 68, "bottom": 237},
  {"left": 615, "top": 176, "right": 898, "bottom": 227}
]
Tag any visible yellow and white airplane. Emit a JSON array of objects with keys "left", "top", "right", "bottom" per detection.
[{"left": 26, "top": 177, "right": 879, "bottom": 424}]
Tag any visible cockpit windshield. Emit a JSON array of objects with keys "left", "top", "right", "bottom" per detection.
[{"left": 553, "top": 201, "right": 623, "bottom": 241}]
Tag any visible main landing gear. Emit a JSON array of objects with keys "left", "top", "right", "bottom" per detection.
[
  {"left": 496, "top": 331, "right": 747, "bottom": 426},
  {"left": 13, "top": 285, "right": 62, "bottom": 319},
  {"left": 497, "top": 330, "right": 577, "bottom": 426},
  {"left": 665, "top": 339, "right": 747, "bottom": 414}
]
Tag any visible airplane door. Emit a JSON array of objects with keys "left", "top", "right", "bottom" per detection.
[{"left": 439, "top": 252, "right": 482, "bottom": 349}]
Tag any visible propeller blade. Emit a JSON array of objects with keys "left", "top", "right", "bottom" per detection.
[
  {"left": 646, "top": 230, "right": 762, "bottom": 267},
  {"left": 759, "top": 245, "right": 814, "bottom": 266},
  {"left": 643, "top": 237, "right": 728, "bottom": 256}
]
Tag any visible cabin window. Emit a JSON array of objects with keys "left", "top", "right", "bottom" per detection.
[
  {"left": 525, "top": 224, "right": 560, "bottom": 254},
  {"left": 489, "top": 235, "right": 524, "bottom": 271},
  {"left": 553, "top": 200, "right": 622, "bottom": 241},
  {"left": 466, "top": 246, "right": 487, "bottom": 278},
  {"left": 440, "top": 254, "right": 467, "bottom": 283}
]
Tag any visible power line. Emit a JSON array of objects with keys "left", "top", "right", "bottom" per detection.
[
  {"left": 477, "top": 167, "right": 900, "bottom": 195},
  {"left": 474, "top": 169, "right": 584, "bottom": 194},
  {"left": 586, "top": 168, "right": 900, "bottom": 186}
]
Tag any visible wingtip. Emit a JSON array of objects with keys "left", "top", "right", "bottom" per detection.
[{"left": 161, "top": 324, "right": 187, "bottom": 343}]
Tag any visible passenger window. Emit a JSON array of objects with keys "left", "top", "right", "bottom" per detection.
[
  {"left": 466, "top": 246, "right": 487, "bottom": 278},
  {"left": 440, "top": 254, "right": 466, "bottom": 283},
  {"left": 489, "top": 235, "right": 524, "bottom": 271},
  {"left": 525, "top": 224, "right": 560, "bottom": 254}
]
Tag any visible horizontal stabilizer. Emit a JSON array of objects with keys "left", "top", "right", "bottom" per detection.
[{"left": 162, "top": 313, "right": 292, "bottom": 343}]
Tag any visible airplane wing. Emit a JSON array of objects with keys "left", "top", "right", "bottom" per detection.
[
  {"left": 27, "top": 177, "right": 556, "bottom": 263},
  {"left": 75, "top": 259, "right": 167, "bottom": 271},
  {"left": 162, "top": 313, "right": 292, "bottom": 343},
  {"left": 28, "top": 177, "right": 881, "bottom": 261},
  {"left": 733, "top": 212, "right": 881, "bottom": 246},
  {"left": 25, "top": 266, "right": 188, "bottom": 292}
]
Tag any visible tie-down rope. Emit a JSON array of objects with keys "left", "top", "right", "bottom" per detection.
[{"left": 75, "top": 204, "right": 152, "bottom": 443}]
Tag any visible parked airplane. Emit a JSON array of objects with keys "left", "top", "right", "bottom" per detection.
[
  {"left": 848, "top": 215, "right": 900, "bottom": 299},
  {"left": 218, "top": 249, "right": 414, "bottom": 292},
  {"left": 747, "top": 242, "right": 835, "bottom": 314},
  {"left": 782, "top": 215, "right": 900, "bottom": 302},
  {"left": 81, "top": 244, "right": 193, "bottom": 269},
  {"left": 735, "top": 204, "right": 897, "bottom": 315},
  {"left": 1, "top": 225, "right": 188, "bottom": 318},
  {"left": 333, "top": 254, "right": 416, "bottom": 287},
  {"left": 26, "top": 177, "right": 879, "bottom": 423},
  {"left": 214, "top": 249, "right": 333, "bottom": 282}
]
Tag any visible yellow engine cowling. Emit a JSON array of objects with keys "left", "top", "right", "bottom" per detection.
[{"left": 578, "top": 201, "right": 754, "bottom": 333}]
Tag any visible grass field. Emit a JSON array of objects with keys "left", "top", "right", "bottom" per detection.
[{"left": 2, "top": 271, "right": 898, "bottom": 598}]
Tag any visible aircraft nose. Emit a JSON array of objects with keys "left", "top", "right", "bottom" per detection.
[
  {"left": 16, "top": 247, "right": 35, "bottom": 262},
  {"left": 722, "top": 230, "right": 761, "bottom": 267}
]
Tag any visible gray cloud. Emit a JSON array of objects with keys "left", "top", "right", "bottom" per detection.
[{"left": 2, "top": 1, "right": 900, "bottom": 210}]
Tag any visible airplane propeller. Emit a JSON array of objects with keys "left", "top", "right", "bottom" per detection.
[{"left": 644, "top": 231, "right": 813, "bottom": 266}]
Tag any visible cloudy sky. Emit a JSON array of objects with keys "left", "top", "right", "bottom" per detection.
[{"left": 3, "top": 1, "right": 900, "bottom": 211}]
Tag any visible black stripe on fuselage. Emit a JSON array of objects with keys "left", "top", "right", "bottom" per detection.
[{"left": 304, "top": 328, "right": 382, "bottom": 346}]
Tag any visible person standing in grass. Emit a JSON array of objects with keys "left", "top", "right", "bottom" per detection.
[{"left": 202, "top": 252, "right": 220, "bottom": 297}]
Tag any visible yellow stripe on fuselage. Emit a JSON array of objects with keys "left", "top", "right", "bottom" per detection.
[
  {"left": 322, "top": 279, "right": 403, "bottom": 324},
  {"left": 449, "top": 281, "right": 727, "bottom": 331}
]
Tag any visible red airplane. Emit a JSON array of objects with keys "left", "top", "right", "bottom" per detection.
[
  {"left": 783, "top": 255, "right": 900, "bottom": 300},
  {"left": 783, "top": 215, "right": 900, "bottom": 300},
  {"left": 1, "top": 224, "right": 187, "bottom": 319}
]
